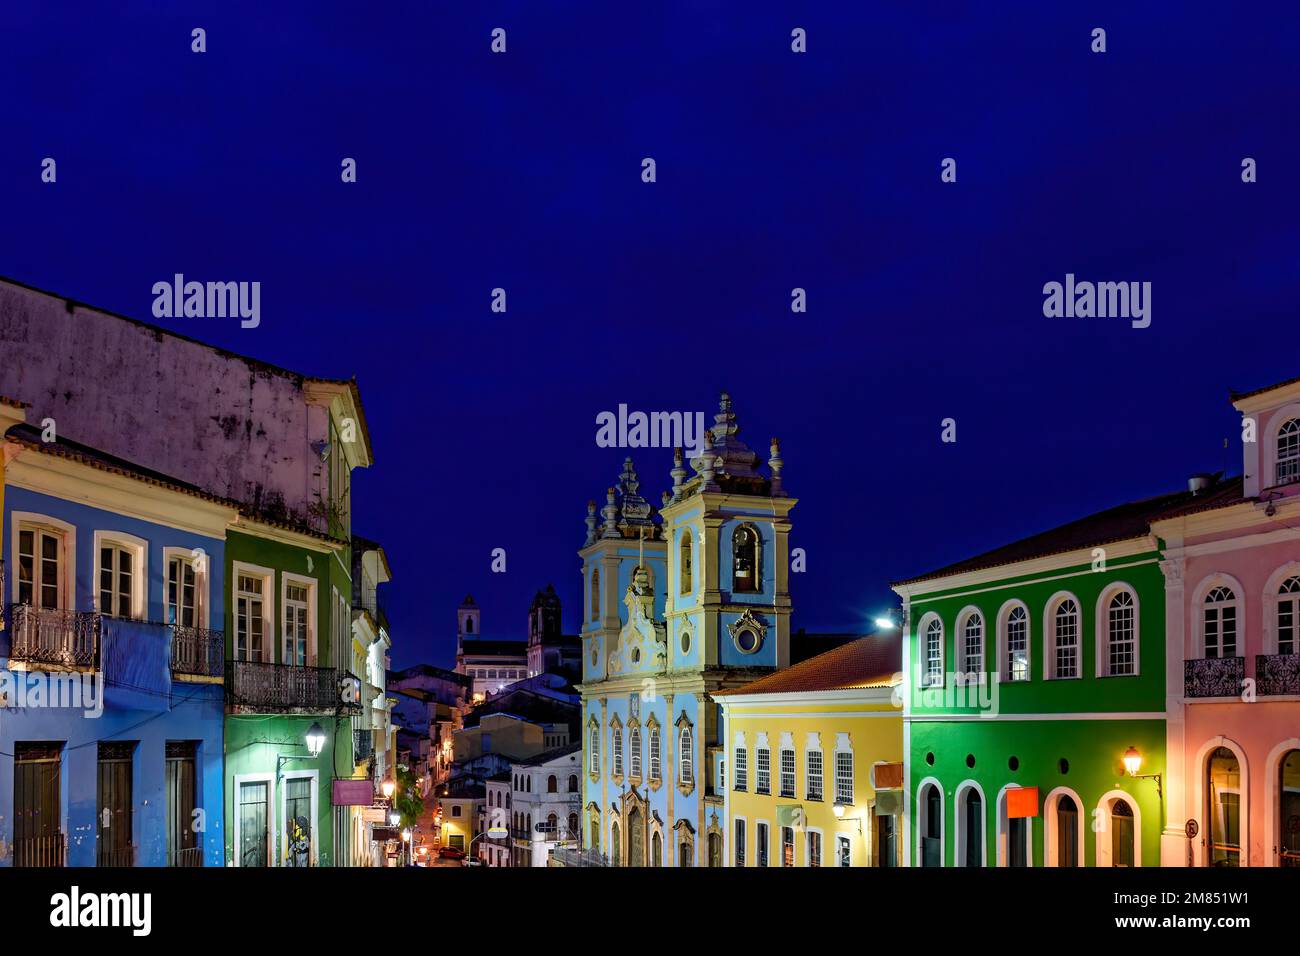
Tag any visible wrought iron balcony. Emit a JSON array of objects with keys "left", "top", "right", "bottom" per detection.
[
  {"left": 1184, "top": 656, "right": 1245, "bottom": 699},
  {"left": 227, "top": 659, "right": 361, "bottom": 714},
  {"left": 97, "top": 843, "right": 137, "bottom": 868},
  {"left": 166, "top": 846, "right": 204, "bottom": 868},
  {"left": 1257, "top": 653, "right": 1300, "bottom": 696},
  {"left": 171, "top": 624, "right": 224, "bottom": 678},
  {"left": 6, "top": 605, "right": 100, "bottom": 669}
]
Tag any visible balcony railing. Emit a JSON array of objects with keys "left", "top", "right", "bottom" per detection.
[
  {"left": 227, "top": 660, "right": 361, "bottom": 714},
  {"left": 13, "top": 834, "right": 65, "bottom": 867},
  {"left": 1257, "top": 653, "right": 1300, "bottom": 696},
  {"left": 1185, "top": 656, "right": 1245, "bottom": 699},
  {"left": 171, "top": 625, "right": 224, "bottom": 678},
  {"left": 6, "top": 605, "right": 100, "bottom": 668}
]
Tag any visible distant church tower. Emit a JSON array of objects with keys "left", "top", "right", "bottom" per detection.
[
  {"left": 456, "top": 595, "right": 480, "bottom": 673},
  {"left": 578, "top": 393, "right": 795, "bottom": 867}
]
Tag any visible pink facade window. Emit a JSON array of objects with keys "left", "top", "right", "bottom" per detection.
[
  {"left": 1277, "top": 418, "right": 1300, "bottom": 486},
  {"left": 1278, "top": 577, "right": 1300, "bottom": 656},
  {"left": 1203, "top": 586, "right": 1239, "bottom": 658}
]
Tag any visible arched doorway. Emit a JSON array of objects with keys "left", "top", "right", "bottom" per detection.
[
  {"left": 651, "top": 830, "right": 663, "bottom": 866},
  {"left": 1055, "top": 794, "right": 1080, "bottom": 867},
  {"left": 1111, "top": 800, "right": 1134, "bottom": 867},
  {"left": 708, "top": 832, "right": 722, "bottom": 867},
  {"left": 919, "top": 782, "right": 942, "bottom": 866},
  {"left": 611, "top": 821, "right": 621, "bottom": 866},
  {"left": 679, "top": 837, "right": 693, "bottom": 867},
  {"left": 958, "top": 786, "right": 983, "bottom": 867},
  {"left": 627, "top": 807, "right": 645, "bottom": 867},
  {"left": 1280, "top": 750, "right": 1300, "bottom": 867},
  {"left": 1207, "top": 746, "right": 1241, "bottom": 867}
]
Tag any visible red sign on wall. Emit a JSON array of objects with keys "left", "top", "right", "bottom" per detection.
[
  {"left": 332, "top": 779, "right": 375, "bottom": 806},
  {"left": 1006, "top": 786, "right": 1040, "bottom": 819}
]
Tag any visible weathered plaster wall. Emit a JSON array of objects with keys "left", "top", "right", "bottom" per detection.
[{"left": 0, "top": 281, "right": 324, "bottom": 522}]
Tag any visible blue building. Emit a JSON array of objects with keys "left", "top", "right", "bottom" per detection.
[
  {"left": 578, "top": 394, "right": 796, "bottom": 865},
  {"left": 1, "top": 418, "right": 230, "bottom": 867}
]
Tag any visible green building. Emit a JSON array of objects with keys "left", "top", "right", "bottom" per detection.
[{"left": 891, "top": 491, "right": 1194, "bottom": 867}]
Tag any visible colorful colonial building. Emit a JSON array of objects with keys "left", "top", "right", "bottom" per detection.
[
  {"left": 1151, "top": 375, "right": 1300, "bottom": 867},
  {"left": 716, "top": 633, "right": 904, "bottom": 867},
  {"left": 891, "top": 490, "right": 1197, "bottom": 867},
  {"left": 1, "top": 411, "right": 228, "bottom": 867},
  {"left": 579, "top": 394, "right": 796, "bottom": 866}
]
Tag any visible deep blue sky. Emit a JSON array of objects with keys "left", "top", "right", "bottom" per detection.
[{"left": 3, "top": 3, "right": 1298, "bottom": 668}]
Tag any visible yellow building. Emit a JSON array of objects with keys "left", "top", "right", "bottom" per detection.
[{"left": 715, "top": 633, "right": 904, "bottom": 867}]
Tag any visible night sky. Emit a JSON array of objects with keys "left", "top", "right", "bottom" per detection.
[{"left": 3, "top": 3, "right": 1298, "bottom": 668}]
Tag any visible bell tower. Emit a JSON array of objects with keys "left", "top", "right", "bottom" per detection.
[{"left": 456, "top": 595, "right": 480, "bottom": 670}]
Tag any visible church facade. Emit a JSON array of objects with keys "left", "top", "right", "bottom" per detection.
[{"left": 578, "top": 394, "right": 795, "bottom": 866}]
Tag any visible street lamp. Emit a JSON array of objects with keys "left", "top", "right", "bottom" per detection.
[
  {"left": 1122, "top": 745, "right": 1164, "bottom": 802},
  {"left": 874, "top": 617, "right": 897, "bottom": 630},
  {"left": 381, "top": 776, "right": 396, "bottom": 800},
  {"left": 402, "top": 828, "right": 412, "bottom": 867},
  {"left": 389, "top": 810, "right": 400, "bottom": 827},
  {"left": 305, "top": 722, "right": 326, "bottom": 758}
]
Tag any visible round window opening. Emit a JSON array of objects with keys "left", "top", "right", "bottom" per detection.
[
  {"left": 681, "top": 631, "right": 692, "bottom": 655},
  {"left": 1008, "top": 756, "right": 1020, "bottom": 772},
  {"left": 735, "top": 629, "right": 760, "bottom": 654}
]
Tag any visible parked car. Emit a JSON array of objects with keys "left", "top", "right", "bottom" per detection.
[
  {"left": 463, "top": 857, "right": 483, "bottom": 867},
  {"left": 438, "top": 845, "right": 466, "bottom": 860}
]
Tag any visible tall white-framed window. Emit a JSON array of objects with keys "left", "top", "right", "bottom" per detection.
[
  {"left": 1276, "top": 417, "right": 1300, "bottom": 486},
  {"left": 13, "top": 515, "right": 75, "bottom": 610},
  {"left": 282, "top": 574, "right": 315, "bottom": 666},
  {"left": 919, "top": 613, "right": 944, "bottom": 687},
  {"left": 612, "top": 725, "right": 623, "bottom": 777},
  {"left": 679, "top": 726, "right": 694, "bottom": 784},
  {"left": 806, "top": 748, "right": 824, "bottom": 801},
  {"left": 164, "top": 547, "right": 208, "bottom": 628},
  {"left": 835, "top": 749, "right": 854, "bottom": 805},
  {"left": 1276, "top": 575, "right": 1300, "bottom": 656},
  {"left": 779, "top": 747, "right": 796, "bottom": 798},
  {"left": 756, "top": 746, "right": 771, "bottom": 795},
  {"left": 807, "top": 829, "right": 823, "bottom": 867},
  {"left": 629, "top": 726, "right": 642, "bottom": 778},
  {"left": 1045, "top": 593, "right": 1081, "bottom": 680},
  {"left": 1097, "top": 584, "right": 1139, "bottom": 677},
  {"left": 649, "top": 725, "right": 662, "bottom": 780},
  {"left": 588, "top": 723, "right": 600, "bottom": 775},
  {"left": 956, "top": 607, "right": 984, "bottom": 682},
  {"left": 93, "top": 531, "right": 147, "bottom": 620},
  {"left": 734, "top": 817, "right": 746, "bottom": 866},
  {"left": 1203, "top": 585, "right": 1240, "bottom": 658},
  {"left": 999, "top": 601, "right": 1030, "bottom": 682},
  {"left": 233, "top": 563, "right": 273, "bottom": 662},
  {"left": 733, "top": 741, "right": 748, "bottom": 791}
]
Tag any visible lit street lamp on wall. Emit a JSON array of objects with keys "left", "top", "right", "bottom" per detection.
[{"left": 1122, "top": 746, "right": 1164, "bottom": 802}]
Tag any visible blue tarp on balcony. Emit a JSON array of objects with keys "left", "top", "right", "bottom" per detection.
[{"left": 101, "top": 618, "right": 171, "bottom": 712}]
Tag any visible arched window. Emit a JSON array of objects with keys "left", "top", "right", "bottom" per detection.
[
  {"left": 1277, "top": 417, "right": 1300, "bottom": 486},
  {"left": 1110, "top": 799, "right": 1135, "bottom": 867},
  {"left": 629, "top": 726, "right": 642, "bottom": 778},
  {"left": 1277, "top": 577, "right": 1300, "bottom": 656},
  {"left": 568, "top": 812, "right": 579, "bottom": 837},
  {"left": 1207, "top": 747, "right": 1241, "bottom": 866},
  {"left": 957, "top": 785, "right": 983, "bottom": 867},
  {"left": 1204, "top": 586, "right": 1239, "bottom": 658},
  {"left": 588, "top": 725, "right": 600, "bottom": 774},
  {"left": 679, "top": 532, "right": 693, "bottom": 594},
  {"left": 1279, "top": 749, "right": 1300, "bottom": 867},
  {"left": 612, "top": 726, "right": 624, "bottom": 777},
  {"left": 1003, "top": 603, "right": 1029, "bottom": 681},
  {"left": 923, "top": 617, "right": 944, "bottom": 687},
  {"left": 679, "top": 727, "right": 694, "bottom": 784},
  {"left": 1100, "top": 587, "right": 1138, "bottom": 677},
  {"left": 1049, "top": 597, "right": 1080, "bottom": 679},
  {"left": 590, "top": 816, "right": 600, "bottom": 852},
  {"left": 547, "top": 774, "right": 557, "bottom": 793},
  {"left": 957, "top": 609, "right": 984, "bottom": 680},
  {"left": 567, "top": 774, "right": 578, "bottom": 793},
  {"left": 546, "top": 813, "right": 558, "bottom": 833},
  {"left": 652, "top": 830, "right": 663, "bottom": 866},
  {"left": 611, "top": 821, "right": 621, "bottom": 866},
  {"left": 590, "top": 568, "right": 600, "bottom": 623},
  {"left": 732, "top": 526, "right": 760, "bottom": 593},
  {"left": 465, "top": 617, "right": 474, "bottom": 634}
]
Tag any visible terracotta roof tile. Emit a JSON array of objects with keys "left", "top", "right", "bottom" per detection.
[{"left": 714, "top": 632, "right": 902, "bottom": 696}]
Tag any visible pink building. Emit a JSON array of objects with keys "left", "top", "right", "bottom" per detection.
[{"left": 1154, "top": 375, "right": 1300, "bottom": 867}]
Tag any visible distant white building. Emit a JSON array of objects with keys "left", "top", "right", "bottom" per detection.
[
  {"left": 483, "top": 772, "right": 512, "bottom": 867},
  {"left": 508, "top": 743, "right": 583, "bottom": 867},
  {"left": 455, "top": 596, "right": 528, "bottom": 702}
]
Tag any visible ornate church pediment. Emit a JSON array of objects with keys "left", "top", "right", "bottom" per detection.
[{"left": 727, "top": 608, "right": 768, "bottom": 642}]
